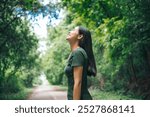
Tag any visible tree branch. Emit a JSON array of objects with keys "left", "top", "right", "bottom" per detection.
[{"left": 98, "top": 1, "right": 110, "bottom": 18}]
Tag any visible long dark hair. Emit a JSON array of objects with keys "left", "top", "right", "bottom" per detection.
[{"left": 78, "top": 26, "right": 97, "bottom": 77}]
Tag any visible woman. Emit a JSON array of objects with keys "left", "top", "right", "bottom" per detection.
[{"left": 64, "top": 26, "right": 97, "bottom": 100}]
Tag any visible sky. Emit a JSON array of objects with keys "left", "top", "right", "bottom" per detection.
[
  {"left": 31, "top": 0, "right": 63, "bottom": 55},
  {"left": 32, "top": 15, "right": 48, "bottom": 38},
  {"left": 32, "top": 14, "right": 63, "bottom": 38},
  {"left": 32, "top": 0, "right": 62, "bottom": 38}
]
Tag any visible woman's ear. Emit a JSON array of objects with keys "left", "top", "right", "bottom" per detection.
[{"left": 78, "top": 34, "right": 83, "bottom": 40}]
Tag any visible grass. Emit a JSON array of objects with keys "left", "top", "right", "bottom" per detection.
[
  {"left": 4, "top": 84, "right": 138, "bottom": 100},
  {"left": 58, "top": 85, "right": 141, "bottom": 100},
  {"left": 0, "top": 88, "right": 33, "bottom": 100},
  {"left": 59, "top": 85, "right": 68, "bottom": 91},
  {"left": 89, "top": 88, "right": 140, "bottom": 100}
]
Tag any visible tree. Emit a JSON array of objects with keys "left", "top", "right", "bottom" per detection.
[
  {"left": 0, "top": 0, "right": 59, "bottom": 94},
  {"left": 61, "top": 0, "right": 150, "bottom": 98},
  {"left": 42, "top": 24, "right": 70, "bottom": 85}
]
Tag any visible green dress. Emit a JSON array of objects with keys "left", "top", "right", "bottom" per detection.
[{"left": 64, "top": 47, "right": 92, "bottom": 100}]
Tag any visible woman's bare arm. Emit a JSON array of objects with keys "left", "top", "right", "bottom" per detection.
[{"left": 73, "top": 66, "right": 83, "bottom": 100}]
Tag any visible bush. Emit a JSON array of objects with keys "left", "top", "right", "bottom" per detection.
[{"left": 0, "top": 76, "right": 24, "bottom": 93}]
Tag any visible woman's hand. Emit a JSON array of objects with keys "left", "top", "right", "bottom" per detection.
[{"left": 73, "top": 66, "right": 83, "bottom": 100}]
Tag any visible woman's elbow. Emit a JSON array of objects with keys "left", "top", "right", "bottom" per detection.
[{"left": 74, "top": 80, "right": 82, "bottom": 87}]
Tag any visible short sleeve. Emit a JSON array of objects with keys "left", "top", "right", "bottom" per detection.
[{"left": 71, "top": 49, "right": 84, "bottom": 67}]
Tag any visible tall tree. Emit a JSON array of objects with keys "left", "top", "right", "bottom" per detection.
[{"left": 0, "top": 0, "right": 59, "bottom": 93}]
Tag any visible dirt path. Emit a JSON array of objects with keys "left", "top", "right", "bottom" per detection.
[{"left": 27, "top": 85, "right": 67, "bottom": 100}]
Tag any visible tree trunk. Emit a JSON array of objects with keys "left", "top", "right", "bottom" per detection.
[{"left": 128, "top": 55, "right": 138, "bottom": 88}]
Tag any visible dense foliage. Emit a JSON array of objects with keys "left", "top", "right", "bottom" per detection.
[
  {"left": 0, "top": 0, "right": 59, "bottom": 96},
  {"left": 62, "top": 0, "right": 150, "bottom": 98},
  {"left": 1, "top": 0, "right": 150, "bottom": 99},
  {"left": 42, "top": 24, "right": 70, "bottom": 85},
  {"left": 44, "top": 0, "right": 150, "bottom": 99}
]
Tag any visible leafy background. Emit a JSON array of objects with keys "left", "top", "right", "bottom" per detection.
[{"left": 0, "top": 0, "right": 150, "bottom": 99}]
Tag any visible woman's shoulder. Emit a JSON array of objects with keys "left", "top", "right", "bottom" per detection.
[{"left": 72, "top": 47, "right": 87, "bottom": 59}]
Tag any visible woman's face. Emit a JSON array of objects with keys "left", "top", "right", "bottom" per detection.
[{"left": 66, "top": 27, "right": 79, "bottom": 42}]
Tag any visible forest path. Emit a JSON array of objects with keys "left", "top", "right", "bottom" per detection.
[{"left": 27, "top": 84, "right": 67, "bottom": 100}]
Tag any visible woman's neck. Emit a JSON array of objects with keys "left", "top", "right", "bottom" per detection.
[{"left": 70, "top": 43, "right": 79, "bottom": 52}]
